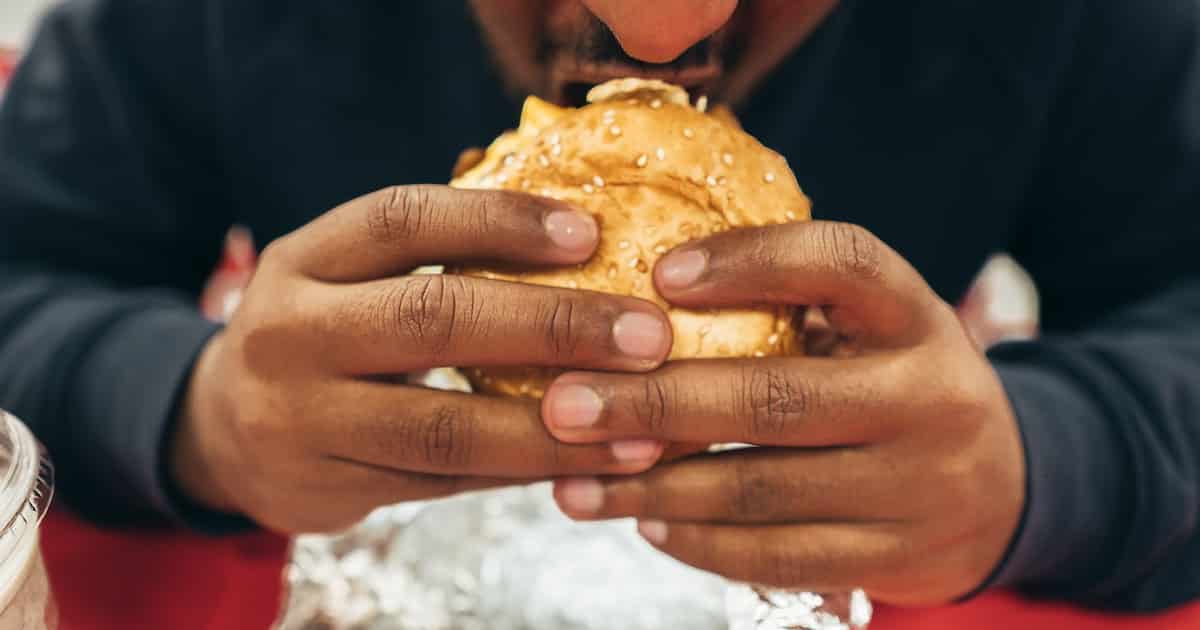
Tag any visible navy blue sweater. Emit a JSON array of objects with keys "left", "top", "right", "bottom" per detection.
[{"left": 1, "top": 0, "right": 1198, "bottom": 611}]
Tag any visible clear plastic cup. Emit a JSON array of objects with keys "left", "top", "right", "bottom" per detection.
[{"left": 0, "top": 411, "right": 56, "bottom": 630}]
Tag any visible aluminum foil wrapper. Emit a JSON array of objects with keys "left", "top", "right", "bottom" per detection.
[{"left": 273, "top": 369, "right": 871, "bottom": 630}]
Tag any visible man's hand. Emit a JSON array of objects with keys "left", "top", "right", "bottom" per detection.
[
  {"left": 541, "top": 221, "right": 1026, "bottom": 605},
  {"left": 171, "top": 185, "right": 674, "bottom": 533}
]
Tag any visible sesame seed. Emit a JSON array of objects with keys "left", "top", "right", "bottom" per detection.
[
  {"left": 699, "top": 324, "right": 712, "bottom": 335},
  {"left": 706, "top": 175, "right": 719, "bottom": 187},
  {"left": 603, "top": 109, "right": 615, "bottom": 120},
  {"left": 650, "top": 98, "right": 663, "bottom": 109},
  {"left": 521, "top": 178, "right": 530, "bottom": 189},
  {"left": 764, "top": 172, "right": 776, "bottom": 183},
  {"left": 683, "top": 128, "right": 695, "bottom": 139},
  {"left": 548, "top": 133, "right": 560, "bottom": 145},
  {"left": 551, "top": 144, "right": 562, "bottom": 156},
  {"left": 656, "top": 147, "right": 666, "bottom": 161},
  {"left": 628, "top": 257, "right": 639, "bottom": 268},
  {"left": 538, "top": 154, "right": 550, "bottom": 168},
  {"left": 653, "top": 245, "right": 667, "bottom": 254},
  {"left": 503, "top": 154, "right": 517, "bottom": 166},
  {"left": 768, "top": 334, "right": 780, "bottom": 345},
  {"left": 785, "top": 211, "right": 797, "bottom": 220},
  {"left": 626, "top": 98, "right": 639, "bottom": 106},
  {"left": 618, "top": 240, "right": 630, "bottom": 249},
  {"left": 566, "top": 280, "right": 579, "bottom": 289},
  {"left": 592, "top": 175, "right": 605, "bottom": 188},
  {"left": 610, "top": 125, "right": 622, "bottom": 136},
  {"left": 495, "top": 173, "right": 509, "bottom": 184},
  {"left": 519, "top": 383, "right": 531, "bottom": 394},
  {"left": 696, "top": 95, "right": 709, "bottom": 112},
  {"left": 754, "top": 351, "right": 766, "bottom": 358},
  {"left": 540, "top": 188, "right": 552, "bottom": 196},
  {"left": 636, "top": 154, "right": 649, "bottom": 168},
  {"left": 582, "top": 183, "right": 595, "bottom": 194},
  {"left": 722, "top": 153, "right": 734, "bottom": 166},
  {"left": 607, "top": 264, "right": 618, "bottom": 278}
]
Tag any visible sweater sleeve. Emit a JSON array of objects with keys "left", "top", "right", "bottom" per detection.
[
  {"left": 980, "top": 0, "right": 1200, "bottom": 610},
  {"left": 0, "top": 0, "right": 235, "bottom": 527}
]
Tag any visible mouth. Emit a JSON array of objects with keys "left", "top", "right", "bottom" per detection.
[{"left": 548, "top": 59, "right": 723, "bottom": 107}]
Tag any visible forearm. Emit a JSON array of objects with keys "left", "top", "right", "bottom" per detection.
[
  {"left": 982, "top": 281, "right": 1200, "bottom": 610},
  {"left": 0, "top": 265, "right": 222, "bottom": 525}
]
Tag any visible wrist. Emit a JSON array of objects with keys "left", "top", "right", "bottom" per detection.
[{"left": 168, "top": 333, "right": 242, "bottom": 515}]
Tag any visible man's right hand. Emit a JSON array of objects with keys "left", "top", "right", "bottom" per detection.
[{"left": 169, "top": 185, "right": 673, "bottom": 533}]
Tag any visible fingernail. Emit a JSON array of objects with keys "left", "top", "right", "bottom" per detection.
[
  {"left": 638, "top": 520, "right": 669, "bottom": 545},
  {"left": 558, "top": 477, "right": 605, "bottom": 514},
  {"left": 545, "top": 384, "right": 604, "bottom": 429},
  {"left": 545, "top": 210, "right": 598, "bottom": 253},
  {"left": 613, "top": 312, "right": 669, "bottom": 360},
  {"left": 611, "top": 439, "right": 662, "bottom": 463},
  {"left": 657, "top": 249, "right": 707, "bottom": 289}
]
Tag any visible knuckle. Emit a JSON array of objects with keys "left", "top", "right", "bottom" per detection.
[
  {"left": 366, "top": 185, "right": 436, "bottom": 244},
  {"left": 632, "top": 375, "right": 673, "bottom": 435},
  {"left": 383, "top": 275, "right": 475, "bottom": 355},
  {"left": 464, "top": 189, "right": 508, "bottom": 236},
  {"left": 540, "top": 294, "right": 587, "bottom": 359},
  {"left": 817, "top": 222, "right": 883, "bottom": 282},
  {"left": 256, "top": 238, "right": 294, "bottom": 273},
  {"left": 920, "top": 363, "right": 992, "bottom": 436},
  {"left": 742, "top": 365, "right": 813, "bottom": 441},
  {"left": 728, "top": 458, "right": 783, "bottom": 521},
  {"left": 744, "top": 228, "right": 783, "bottom": 271},
  {"left": 416, "top": 404, "right": 475, "bottom": 469},
  {"left": 758, "top": 545, "right": 807, "bottom": 588}
]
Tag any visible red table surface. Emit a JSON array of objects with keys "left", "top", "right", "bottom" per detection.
[{"left": 40, "top": 507, "right": 1200, "bottom": 630}]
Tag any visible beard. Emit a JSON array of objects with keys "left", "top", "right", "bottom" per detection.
[{"left": 540, "top": 12, "right": 746, "bottom": 106}]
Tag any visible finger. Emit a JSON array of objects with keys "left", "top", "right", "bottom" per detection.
[
  {"left": 654, "top": 221, "right": 951, "bottom": 346},
  {"left": 277, "top": 186, "right": 599, "bottom": 282},
  {"left": 543, "top": 357, "right": 918, "bottom": 447},
  {"left": 553, "top": 447, "right": 908, "bottom": 524},
  {"left": 635, "top": 520, "right": 900, "bottom": 593},
  {"left": 310, "top": 274, "right": 672, "bottom": 374},
  {"left": 306, "top": 378, "right": 666, "bottom": 478},
  {"left": 289, "top": 462, "right": 515, "bottom": 533}
]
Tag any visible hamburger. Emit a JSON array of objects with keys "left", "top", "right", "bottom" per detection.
[{"left": 448, "top": 79, "right": 811, "bottom": 453}]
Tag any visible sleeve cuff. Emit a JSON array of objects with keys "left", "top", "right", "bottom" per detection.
[
  {"left": 971, "top": 341, "right": 1130, "bottom": 595},
  {"left": 73, "top": 305, "right": 255, "bottom": 534}
]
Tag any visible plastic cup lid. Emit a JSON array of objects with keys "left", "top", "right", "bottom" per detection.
[{"left": 0, "top": 412, "right": 52, "bottom": 576}]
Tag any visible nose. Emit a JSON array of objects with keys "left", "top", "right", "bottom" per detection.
[{"left": 580, "top": 0, "right": 738, "bottom": 63}]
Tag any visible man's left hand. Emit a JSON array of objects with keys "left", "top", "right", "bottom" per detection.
[{"left": 540, "top": 221, "right": 1026, "bottom": 605}]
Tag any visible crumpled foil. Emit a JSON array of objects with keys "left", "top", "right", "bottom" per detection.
[{"left": 273, "top": 370, "right": 871, "bottom": 630}]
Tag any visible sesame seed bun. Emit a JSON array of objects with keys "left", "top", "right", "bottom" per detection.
[{"left": 449, "top": 79, "right": 811, "bottom": 454}]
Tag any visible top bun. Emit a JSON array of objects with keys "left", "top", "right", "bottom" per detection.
[{"left": 450, "top": 79, "right": 811, "bottom": 399}]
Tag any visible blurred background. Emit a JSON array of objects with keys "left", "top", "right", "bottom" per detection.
[{"left": 0, "top": 0, "right": 46, "bottom": 48}]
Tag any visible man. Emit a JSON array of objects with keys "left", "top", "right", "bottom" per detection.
[{"left": 0, "top": 0, "right": 1197, "bottom": 612}]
